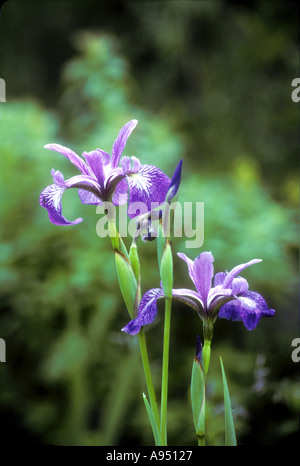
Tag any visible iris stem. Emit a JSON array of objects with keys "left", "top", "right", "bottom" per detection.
[
  {"left": 203, "top": 339, "right": 211, "bottom": 377},
  {"left": 108, "top": 217, "right": 160, "bottom": 443},
  {"left": 197, "top": 336, "right": 212, "bottom": 446},
  {"left": 160, "top": 296, "right": 172, "bottom": 446},
  {"left": 138, "top": 329, "right": 160, "bottom": 430},
  {"left": 108, "top": 217, "right": 119, "bottom": 250}
]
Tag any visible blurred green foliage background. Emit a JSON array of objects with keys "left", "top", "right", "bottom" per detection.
[{"left": 0, "top": 0, "right": 299, "bottom": 446}]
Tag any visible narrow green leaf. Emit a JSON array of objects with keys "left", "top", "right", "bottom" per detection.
[
  {"left": 191, "top": 358, "right": 205, "bottom": 439},
  {"left": 118, "top": 234, "right": 130, "bottom": 260},
  {"left": 129, "top": 242, "right": 140, "bottom": 283},
  {"left": 114, "top": 250, "right": 137, "bottom": 318},
  {"left": 143, "top": 393, "right": 162, "bottom": 446},
  {"left": 220, "top": 357, "right": 237, "bottom": 446},
  {"left": 160, "top": 240, "right": 173, "bottom": 298}
]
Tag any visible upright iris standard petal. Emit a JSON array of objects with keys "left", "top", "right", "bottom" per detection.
[
  {"left": 177, "top": 253, "right": 197, "bottom": 287},
  {"left": 111, "top": 119, "right": 138, "bottom": 168},
  {"left": 44, "top": 144, "right": 91, "bottom": 175},
  {"left": 165, "top": 159, "right": 183, "bottom": 204},
  {"left": 221, "top": 259, "right": 262, "bottom": 289},
  {"left": 192, "top": 252, "right": 214, "bottom": 305},
  {"left": 82, "top": 149, "right": 107, "bottom": 186}
]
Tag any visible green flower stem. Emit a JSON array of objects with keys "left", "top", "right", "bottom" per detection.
[
  {"left": 160, "top": 296, "right": 172, "bottom": 446},
  {"left": 195, "top": 322, "right": 213, "bottom": 446},
  {"left": 138, "top": 329, "right": 160, "bottom": 430},
  {"left": 108, "top": 216, "right": 160, "bottom": 442},
  {"left": 203, "top": 320, "right": 213, "bottom": 377},
  {"left": 202, "top": 339, "right": 211, "bottom": 378},
  {"left": 108, "top": 216, "right": 119, "bottom": 250}
]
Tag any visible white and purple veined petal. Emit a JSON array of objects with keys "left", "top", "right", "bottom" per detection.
[
  {"left": 126, "top": 164, "right": 171, "bottom": 219},
  {"left": 219, "top": 291, "right": 275, "bottom": 330},
  {"left": 39, "top": 171, "right": 83, "bottom": 226},
  {"left": 40, "top": 170, "right": 102, "bottom": 225},
  {"left": 122, "top": 288, "right": 165, "bottom": 335}
]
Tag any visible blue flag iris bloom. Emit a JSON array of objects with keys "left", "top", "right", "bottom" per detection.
[
  {"left": 39, "top": 120, "right": 172, "bottom": 225},
  {"left": 122, "top": 251, "right": 275, "bottom": 334}
]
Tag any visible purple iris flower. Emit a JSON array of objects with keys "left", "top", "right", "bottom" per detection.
[
  {"left": 122, "top": 251, "right": 275, "bottom": 335},
  {"left": 39, "top": 120, "right": 171, "bottom": 225}
]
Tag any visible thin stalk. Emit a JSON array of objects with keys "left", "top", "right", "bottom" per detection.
[
  {"left": 108, "top": 217, "right": 160, "bottom": 441},
  {"left": 197, "top": 325, "right": 212, "bottom": 447},
  {"left": 203, "top": 338, "right": 211, "bottom": 378},
  {"left": 160, "top": 296, "right": 172, "bottom": 446},
  {"left": 138, "top": 328, "right": 160, "bottom": 429}
]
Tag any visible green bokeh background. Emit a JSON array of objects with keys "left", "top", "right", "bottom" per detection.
[{"left": 0, "top": 0, "right": 298, "bottom": 445}]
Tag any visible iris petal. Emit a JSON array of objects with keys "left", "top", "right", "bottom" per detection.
[
  {"left": 222, "top": 259, "right": 262, "bottom": 289},
  {"left": 39, "top": 183, "right": 83, "bottom": 226},
  {"left": 126, "top": 164, "right": 170, "bottom": 219},
  {"left": 44, "top": 143, "right": 90, "bottom": 175},
  {"left": 122, "top": 288, "right": 165, "bottom": 335},
  {"left": 111, "top": 120, "right": 138, "bottom": 168},
  {"left": 192, "top": 252, "right": 214, "bottom": 303},
  {"left": 219, "top": 291, "right": 275, "bottom": 330},
  {"left": 83, "top": 149, "right": 106, "bottom": 186}
]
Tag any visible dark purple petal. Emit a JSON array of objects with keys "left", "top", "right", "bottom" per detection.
[
  {"left": 126, "top": 164, "right": 170, "bottom": 219},
  {"left": 44, "top": 144, "right": 90, "bottom": 175},
  {"left": 121, "top": 288, "right": 165, "bottom": 335},
  {"left": 195, "top": 335, "right": 202, "bottom": 363},
  {"left": 219, "top": 291, "right": 275, "bottom": 331},
  {"left": 192, "top": 252, "right": 214, "bottom": 305},
  {"left": 39, "top": 182, "right": 83, "bottom": 226},
  {"left": 111, "top": 120, "right": 138, "bottom": 168},
  {"left": 165, "top": 159, "right": 183, "bottom": 204}
]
